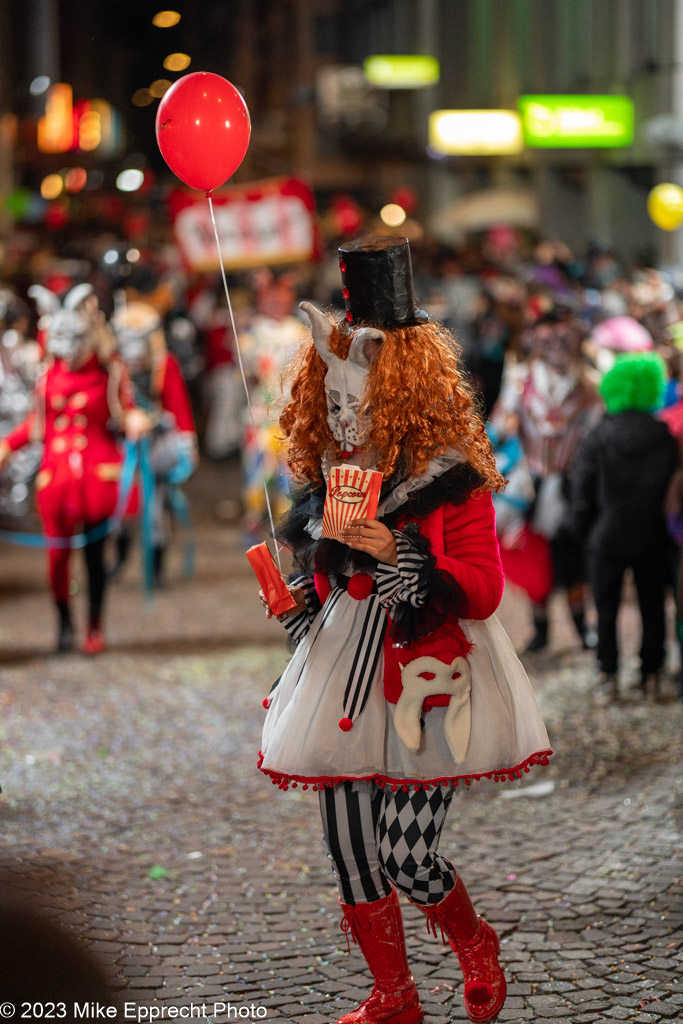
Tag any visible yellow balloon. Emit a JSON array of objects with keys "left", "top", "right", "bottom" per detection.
[{"left": 647, "top": 183, "right": 683, "bottom": 231}]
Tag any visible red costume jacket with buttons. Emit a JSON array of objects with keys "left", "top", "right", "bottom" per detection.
[
  {"left": 4, "top": 353, "right": 134, "bottom": 534},
  {"left": 143, "top": 352, "right": 195, "bottom": 434}
]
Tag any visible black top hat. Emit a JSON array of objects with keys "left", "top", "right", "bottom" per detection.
[{"left": 338, "top": 236, "right": 429, "bottom": 327}]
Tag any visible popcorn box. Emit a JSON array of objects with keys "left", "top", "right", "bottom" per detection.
[
  {"left": 246, "top": 543, "right": 297, "bottom": 616},
  {"left": 322, "top": 464, "right": 383, "bottom": 540}
]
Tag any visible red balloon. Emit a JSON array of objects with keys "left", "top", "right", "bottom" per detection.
[{"left": 155, "top": 72, "right": 251, "bottom": 193}]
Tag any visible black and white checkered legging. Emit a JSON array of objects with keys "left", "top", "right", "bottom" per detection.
[{"left": 319, "top": 780, "right": 457, "bottom": 906}]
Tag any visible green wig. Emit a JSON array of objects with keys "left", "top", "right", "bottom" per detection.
[{"left": 600, "top": 353, "right": 667, "bottom": 414}]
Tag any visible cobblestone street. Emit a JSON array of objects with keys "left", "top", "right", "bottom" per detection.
[{"left": 1, "top": 463, "right": 682, "bottom": 1024}]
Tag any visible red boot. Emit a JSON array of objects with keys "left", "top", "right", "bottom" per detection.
[
  {"left": 415, "top": 875, "right": 506, "bottom": 1023},
  {"left": 82, "top": 627, "right": 106, "bottom": 655},
  {"left": 336, "top": 888, "right": 423, "bottom": 1024}
]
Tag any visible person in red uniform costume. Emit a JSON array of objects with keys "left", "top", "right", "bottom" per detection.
[
  {"left": 109, "top": 300, "right": 197, "bottom": 584},
  {"left": 0, "top": 284, "right": 149, "bottom": 654}
]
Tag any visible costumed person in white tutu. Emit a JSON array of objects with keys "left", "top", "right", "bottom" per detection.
[{"left": 257, "top": 237, "right": 552, "bottom": 1024}]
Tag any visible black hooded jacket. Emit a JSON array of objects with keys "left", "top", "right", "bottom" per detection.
[{"left": 570, "top": 410, "right": 679, "bottom": 560}]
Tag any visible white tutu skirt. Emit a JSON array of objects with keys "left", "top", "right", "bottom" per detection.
[{"left": 259, "top": 590, "right": 552, "bottom": 791}]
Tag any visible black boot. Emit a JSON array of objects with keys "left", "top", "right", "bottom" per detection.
[
  {"left": 571, "top": 608, "right": 597, "bottom": 650},
  {"left": 108, "top": 528, "right": 131, "bottom": 580},
  {"left": 56, "top": 601, "right": 74, "bottom": 653},
  {"left": 639, "top": 670, "right": 662, "bottom": 701},
  {"left": 152, "top": 545, "right": 166, "bottom": 588},
  {"left": 525, "top": 608, "right": 548, "bottom": 653},
  {"left": 595, "top": 671, "right": 618, "bottom": 703}
]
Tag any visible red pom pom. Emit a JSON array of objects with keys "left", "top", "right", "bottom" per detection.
[
  {"left": 347, "top": 573, "right": 374, "bottom": 601},
  {"left": 262, "top": 697, "right": 271, "bottom": 709},
  {"left": 339, "top": 717, "right": 353, "bottom": 731}
]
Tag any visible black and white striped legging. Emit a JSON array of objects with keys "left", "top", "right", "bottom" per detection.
[{"left": 319, "top": 780, "right": 457, "bottom": 906}]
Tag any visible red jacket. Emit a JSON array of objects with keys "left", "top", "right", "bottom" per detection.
[
  {"left": 404, "top": 493, "right": 504, "bottom": 620},
  {"left": 5, "top": 353, "right": 134, "bottom": 531},
  {"left": 315, "top": 492, "right": 505, "bottom": 704},
  {"left": 385, "top": 492, "right": 504, "bottom": 703},
  {"left": 149, "top": 352, "right": 195, "bottom": 434}
]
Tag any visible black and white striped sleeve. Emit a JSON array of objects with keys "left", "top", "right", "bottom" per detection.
[
  {"left": 281, "top": 572, "right": 320, "bottom": 643},
  {"left": 376, "top": 531, "right": 429, "bottom": 609}
]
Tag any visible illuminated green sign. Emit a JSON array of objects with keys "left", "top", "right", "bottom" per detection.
[
  {"left": 518, "top": 95, "right": 634, "bottom": 147},
  {"left": 364, "top": 55, "right": 440, "bottom": 89}
]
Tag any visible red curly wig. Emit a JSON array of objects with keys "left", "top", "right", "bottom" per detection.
[{"left": 280, "top": 317, "right": 504, "bottom": 492}]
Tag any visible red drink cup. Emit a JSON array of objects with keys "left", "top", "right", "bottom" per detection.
[{"left": 246, "top": 543, "right": 297, "bottom": 616}]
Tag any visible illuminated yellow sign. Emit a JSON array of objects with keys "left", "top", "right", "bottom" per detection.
[
  {"left": 364, "top": 55, "right": 440, "bottom": 89},
  {"left": 90, "top": 99, "right": 120, "bottom": 156},
  {"left": 518, "top": 95, "right": 634, "bottom": 147},
  {"left": 37, "top": 89, "right": 120, "bottom": 155},
  {"left": 429, "top": 110, "right": 523, "bottom": 155},
  {"left": 37, "top": 84, "right": 73, "bottom": 154},
  {"left": 74, "top": 100, "right": 101, "bottom": 151}
]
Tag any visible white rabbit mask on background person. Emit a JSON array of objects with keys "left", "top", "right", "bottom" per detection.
[{"left": 29, "top": 283, "right": 97, "bottom": 367}]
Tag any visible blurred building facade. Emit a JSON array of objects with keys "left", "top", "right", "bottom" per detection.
[
  {"left": 238, "top": 0, "right": 683, "bottom": 263},
  {"left": 3, "top": 0, "right": 683, "bottom": 263}
]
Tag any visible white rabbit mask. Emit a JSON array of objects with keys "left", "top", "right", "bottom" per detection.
[
  {"left": 30, "top": 283, "right": 95, "bottom": 365},
  {"left": 300, "top": 301, "right": 385, "bottom": 454}
]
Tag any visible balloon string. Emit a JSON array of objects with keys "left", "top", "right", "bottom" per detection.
[{"left": 206, "top": 193, "right": 284, "bottom": 574}]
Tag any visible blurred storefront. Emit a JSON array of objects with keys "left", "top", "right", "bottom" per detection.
[
  {"left": 290, "top": 0, "right": 683, "bottom": 263},
  {"left": 237, "top": 0, "right": 683, "bottom": 264},
  {"left": 3, "top": 0, "right": 683, "bottom": 264}
]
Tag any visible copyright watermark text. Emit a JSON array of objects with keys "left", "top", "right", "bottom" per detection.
[{"left": 0, "top": 1003, "right": 268, "bottom": 1021}]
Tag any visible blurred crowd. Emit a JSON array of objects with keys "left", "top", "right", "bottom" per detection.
[{"left": 2, "top": 223, "right": 683, "bottom": 695}]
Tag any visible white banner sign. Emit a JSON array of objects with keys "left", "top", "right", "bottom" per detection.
[{"left": 172, "top": 178, "right": 316, "bottom": 271}]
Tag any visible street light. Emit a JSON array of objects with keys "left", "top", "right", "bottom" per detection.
[
  {"left": 380, "top": 203, "right": 407, "bottom": 227},
  {"left": 152, "top": 11, "right": 181, "bottom": 28},
  {"left": 163, "top": 53, "right": 191, "bottom": 72},
  {"left": 116, "top": 169, "right": 145, "bottom": 193}
]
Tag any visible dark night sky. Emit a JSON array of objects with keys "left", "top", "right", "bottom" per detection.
[
  {"left": 9, "top": 0, "right": 250, "bottom": 168},
  {"left": 87, "top": 1, "right": 248, "bottom": 166},
  {"left": 6, "top": 0, "right": 398, "bottom": 183}
]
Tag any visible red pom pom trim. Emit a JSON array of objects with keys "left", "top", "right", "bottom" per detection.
[
  {"left": 262, "top": 698, "right": 271, "bottom": 709},
  {"left": 339, "top": 717, "right": 353, "bottom": 732},
  {"left": 257, "top": 749, "right": 553, "bottom": 792}
]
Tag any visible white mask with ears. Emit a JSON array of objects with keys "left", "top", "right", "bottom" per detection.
[
  {"left": 29, "top": 283, "right": 95, "bottom": 364},
  {"left": 300, "top": 301, "right": 385, "bottom": 453}
]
